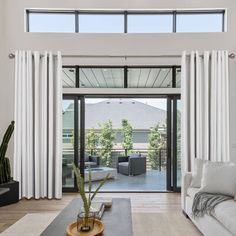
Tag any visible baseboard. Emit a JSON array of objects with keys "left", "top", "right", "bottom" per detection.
[{"left": 182, "top": 210, "right": 189, "bottom": 219}]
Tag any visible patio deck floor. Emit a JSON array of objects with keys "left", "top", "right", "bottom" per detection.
[{"left": 85, "top": 170, "right": 167, "bottom": 191}]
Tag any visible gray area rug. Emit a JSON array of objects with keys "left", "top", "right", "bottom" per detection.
[
  {"left": 132, "top": 213, "right": 202, "bottom": 236},
  {"left": 1, "top": 212, "right": 201, "bottom": 236},
  {"left": 0, "top": 213, "right": 58, "bottom": 236}
]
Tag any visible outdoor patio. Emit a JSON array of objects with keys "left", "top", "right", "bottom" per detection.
[{"left": 85, "top": 170, "right": 167, "bottom": 191}]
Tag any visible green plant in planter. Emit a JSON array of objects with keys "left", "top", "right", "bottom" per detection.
[
  {"left": 72, "top": 163, "right": 109, "bottom": 220},
  {"left": 0, "top": 121, "right": 15, "bottom": 185}
]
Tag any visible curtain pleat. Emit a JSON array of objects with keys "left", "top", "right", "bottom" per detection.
[
  {"left": 26, "top": 51, "right": 33, "bottom": 198},
  {"left": 203, "top": 52, "right": 210, "bottom": 161},
  {"left": 48, "top": 52, "right": 53, "bottom": 199},
  {"left": 189, "top": 52, "right": 195, "bottom": 171},
  {"left": 181, "top": 50, "right": 230, "bottom": 173},
  {"left": 41, "top": 52, "right": 48, "bottom": 198},
  {"left": 181, "top": 51, "right": 188, "bottom": 172},
  {"left": 34, "top": 51, "right": 40, "bottom": 199},
  {"left": 14, "top": 50, "right": 62, "bottom": 199},
  {"left": 54, "top": 52, "right": 62, "bottom": 198}
]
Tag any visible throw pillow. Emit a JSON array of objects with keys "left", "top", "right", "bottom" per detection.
[
  {"left": 190, "top": 158, "right": 207, "bottom": 188},
  {"left": 200, "top": 162, "right": 236, "bottom": 197},
  {"left": 129, "top": 153, "right": 140, "bottom": 158}
]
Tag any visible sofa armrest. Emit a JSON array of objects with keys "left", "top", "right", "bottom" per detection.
[
  {"left": 181, "top": 172, "right": 192, "bottom": 211},
  {"left": 0, "top": 188, "right": 10, "bottom": 195}
]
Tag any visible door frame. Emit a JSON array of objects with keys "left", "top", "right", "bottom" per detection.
[
  {"left": 62, "top": 94, "right": 180, "bottom": 192},
  {"left": 167, "top": 95, "right": 181, "bottom": 192}
]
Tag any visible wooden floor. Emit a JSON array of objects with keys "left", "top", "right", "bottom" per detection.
[{"left": 0, "top": 193, "right": 200, "bottom": 235}]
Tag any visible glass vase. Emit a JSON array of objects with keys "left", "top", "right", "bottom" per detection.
[{"left": 77, "top": 212, "right": 95, "bottom": 232}]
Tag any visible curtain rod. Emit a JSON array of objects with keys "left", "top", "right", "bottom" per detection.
[{"left": 8, "top": 53, "right": 236, "bottom": 59}]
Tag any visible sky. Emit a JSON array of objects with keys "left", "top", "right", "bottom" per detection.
[{"left": 30, "top": 12, "right": 223, "bottom": 33}]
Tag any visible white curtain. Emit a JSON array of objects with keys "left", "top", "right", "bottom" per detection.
[
  {"left": 181, "top": 50, "right": 230, "bottom": 172},
  {"left": 13, "top": 51, "right": 62, "bottom": 199}
]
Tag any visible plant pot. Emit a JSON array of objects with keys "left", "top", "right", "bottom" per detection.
[
  {"left": 77, "top": 212, "right": 95, "bottom": 232},
  {"left": 0, "top": 180, "right": 19, "bottom": 207}
]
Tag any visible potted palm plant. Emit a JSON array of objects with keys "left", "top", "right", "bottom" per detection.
[
  {"left": 0, "top": 121, "right": 19, "bottom": 207},
  {"left": 72, "top": 163, "right": 109, "bottom": 232}
]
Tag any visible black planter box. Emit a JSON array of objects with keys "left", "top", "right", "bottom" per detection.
[{"left": 0, "top": 181, "right": 19, "bottom": 207}]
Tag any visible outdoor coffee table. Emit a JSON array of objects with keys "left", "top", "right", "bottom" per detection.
[
  {"left": 84, "top": 167, "right": 117, "bottom": 182},
  {"left": 41, "top": 198, "right": 133, "bottom": 236}
]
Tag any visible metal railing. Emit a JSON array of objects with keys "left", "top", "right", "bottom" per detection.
[{"left": 63, "top": 148, "right": 167, "bottom": 171}]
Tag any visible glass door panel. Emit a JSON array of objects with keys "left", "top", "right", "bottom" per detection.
[
  {"left": 62, "top": 99, "right": 75, "bottom": 188},
  {"left": 84, "top": 97, "right": 167, "bottom": 191},
  {"left": 62, "top": 97, "right": 81, "bottom": 191},
  {"left": 171, "top": 97, "right": 181, "bottom": 191}
]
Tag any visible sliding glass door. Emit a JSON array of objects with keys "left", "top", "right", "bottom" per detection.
[
  {"left": 62, "top": 95, "right": 181, "bottom": 192},
  {"left": 62, "top": 97, "right": 81, "bottom": 191},
  {"left": 167, "top": 96, "right": 181, "bottom": 191}
]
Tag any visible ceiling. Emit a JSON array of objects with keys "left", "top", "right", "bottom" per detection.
[{"left": 62, "top": 67, "right": 181, "bottom": 88}]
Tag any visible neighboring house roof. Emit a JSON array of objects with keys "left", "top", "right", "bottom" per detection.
[{"left": 63, "top": 99, "right": 166, "bottom": 130}]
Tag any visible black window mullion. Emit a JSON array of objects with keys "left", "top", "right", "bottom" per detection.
[
  {"left": 172, "top": 66, "right": 176, "bottom": 88},
  {"left": 26, "top": 10, "right": 30, "bottom": 32},
  {"left": 222, "top": 10, "right": 225, "bottom": 32},
  {"left": 124, "top": 66, "right": 128, "bottom": 88},
  {"left": 172, "top": 97, "right": 181, "bottom": 192},
  {"left": 80, "top": 96, "right": 85, "bottom": 178},
  {"left": 76, "top": 66, "right": 80, "bottom": 88},
  {"left": 74, "top": 96, "right": 79, "bottom": 190},
  {"left": 75, "top": 11, "right": 79, "bottom": 33},
  {"left": 124, "top": 11, "right": 128, "bottom": 33},
  {"left": 173, "top": 11, "right": 177, "bottom": 33},
  {"left": 166, "top": 97, "right": 172, "bottom": 191}
]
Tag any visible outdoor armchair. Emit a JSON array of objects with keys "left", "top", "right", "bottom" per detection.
[{"left": 118, "top": 154, "right": 146, "bottom": 176}]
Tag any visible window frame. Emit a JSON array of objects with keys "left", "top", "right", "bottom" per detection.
[
  {"left": 127, "top": 11, "right": 174, "bottom": 33},
  {"left": 26, "top": 9, "right": 226, "bottom": 33},
  {"left": 62, "top": 65, "right": 181, "bottom": 89},
  {"left": 175, "top": 10, "right": 225, "bottom": 33},
  {"left": 78, "top": 11, "right": 125, "bottom": 33},
  {"left": 26, "top": 10, "right": 77, "bottom": 33}
]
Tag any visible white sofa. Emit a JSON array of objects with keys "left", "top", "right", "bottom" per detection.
[{"left": 182, "top": 172, "right": 236, "bottom": 236}]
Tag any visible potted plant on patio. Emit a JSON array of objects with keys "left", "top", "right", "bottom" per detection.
[
  {"left": 72, "top": 163, "right": 109, "bottom": 232},
  {"left": 0, "top": 121, "right": 19, "bottom": 207}
]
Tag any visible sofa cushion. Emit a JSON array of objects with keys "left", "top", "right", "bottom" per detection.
[
  {"left": 201, "top": 162, "right": 236, "bottom": 197},
  {"left": 191, "top": 158, "right": 207, "bottom": 188},
  {"left": 213, "top": 200, "right": 236, "bottom": 235},
  {"left": 187, "top": 187, "right": 200, "bottom": 198}
]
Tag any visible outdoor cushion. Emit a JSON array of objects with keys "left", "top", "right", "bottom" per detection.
[
  {"left": 85, "top": 162, "right": 97, "bottom": 167},
  {"left": 213, "top": 199, "right": 236, "bottom": 235},
  {"left": 187, "top": 187, "right": 200, "bottom": 198},
  {"left": 119, "top": 162, "right": 129, "bottom": 167},
  {"left": 129, "top": 153, "right": 140, "bottom": 158}
]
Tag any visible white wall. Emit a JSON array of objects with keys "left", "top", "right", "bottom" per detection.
[{"left": 1, "top": 0, "right": 236, "bottom": 160}]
